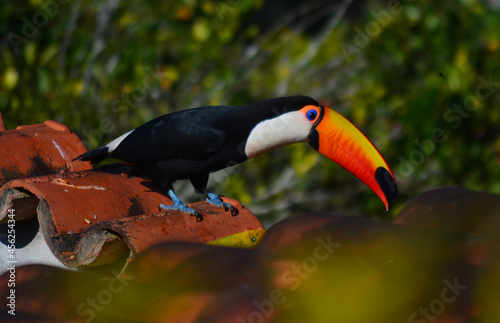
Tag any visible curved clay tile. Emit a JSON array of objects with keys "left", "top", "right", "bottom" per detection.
[{"left": 0, "top": 164, "right": 264, "bottom": 269}]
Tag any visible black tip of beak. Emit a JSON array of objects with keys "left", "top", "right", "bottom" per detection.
[{"left": 375, "top": 167, "right": 398, "bottom": 210}]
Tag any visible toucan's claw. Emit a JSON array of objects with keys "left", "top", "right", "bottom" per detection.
[
  {"left": 159, "top": 203, "right": 203, "bottom": 221},
  {"left": 229, "top": 205, "right": 239, "bottom": 217},
  {"left": 206, "top": 192, "right": 234, "bottom": 213},
  {"left": 161, "top": 189, "right": 203, "bottom": 221}
]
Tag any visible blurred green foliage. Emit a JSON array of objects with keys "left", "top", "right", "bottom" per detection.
[{"left": 1, "top": 0, "right": 499, "bottom": 226}]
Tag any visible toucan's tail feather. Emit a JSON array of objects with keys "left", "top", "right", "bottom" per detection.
[{"left": 73, "top": 146, "right": 109, "bottom": 164}]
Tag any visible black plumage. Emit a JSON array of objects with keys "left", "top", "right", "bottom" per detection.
[{"left": 76, "top": 96, "right": 319, "bottom": 195}]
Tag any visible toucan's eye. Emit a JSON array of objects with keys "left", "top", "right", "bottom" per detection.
[{"left": 306, "top": 109, "right": 318, "bottom": 121}]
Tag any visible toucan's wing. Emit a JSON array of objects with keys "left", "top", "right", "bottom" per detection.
[{"left": 109, "top": 107, "right": 228, "bottom": 164}]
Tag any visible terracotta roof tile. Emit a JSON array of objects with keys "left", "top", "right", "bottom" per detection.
[
  {"left": 0, "top": 119, "right": 92, "bottom": 186},
  {"left": 394, "top": 187, "right": 500, "bottom": 241},
  {"left": 122, "top": 241, "right": 256, "bottom": 289},
  {"left": 0, "top": 118, "right": 264, "bottom": 271},
  {"left": 0, "top": 262, "right": 270, "bottom": 323},
  {"left": 0, "top": 163, "right": 263, "bottom": 269},
  {"left": 0, "top": 211, "right": 489, "bottom": 322}
]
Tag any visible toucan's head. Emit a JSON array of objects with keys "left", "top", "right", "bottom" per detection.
[{"left": 244, "top": 96, "right": 397, "bottom": 210}]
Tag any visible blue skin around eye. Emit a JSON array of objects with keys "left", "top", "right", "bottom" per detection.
[{"left": 307, "top": 110, "right": 317, "bottom": 121}]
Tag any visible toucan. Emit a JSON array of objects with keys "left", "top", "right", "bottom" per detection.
[{"left": 75, "top": 96, "right": 397, "bottom": 220}]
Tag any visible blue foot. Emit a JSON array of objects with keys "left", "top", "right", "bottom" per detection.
[
  {"left": 160, "top": 189, "right": 202, "bottom": 221},
  {"left": 206, "top": 192, "right": 235, "bottom": 213}
]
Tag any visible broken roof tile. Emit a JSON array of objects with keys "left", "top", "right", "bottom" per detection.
[{"left": 0, "top": 119, "right": 92, "bottom": 186}]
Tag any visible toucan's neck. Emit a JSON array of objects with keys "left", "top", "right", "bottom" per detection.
[{"left": 242, "top": 97, "right": 319, "bottom": 159}]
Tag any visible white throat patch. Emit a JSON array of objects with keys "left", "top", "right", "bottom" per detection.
[
  {"left": 244, "top": 111, "right": 312, "bottom": 159},
  {"left": 106, "top": 130, "right": 134, "bottom": 153}
]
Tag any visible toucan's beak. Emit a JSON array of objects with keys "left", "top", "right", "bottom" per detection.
[{"left": 309, "top": 107, "right": 397, "bottom": 210}]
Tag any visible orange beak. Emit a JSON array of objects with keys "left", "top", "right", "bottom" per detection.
[{"left": 309, "top": 106, "right": 397, "bottom": 210}]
